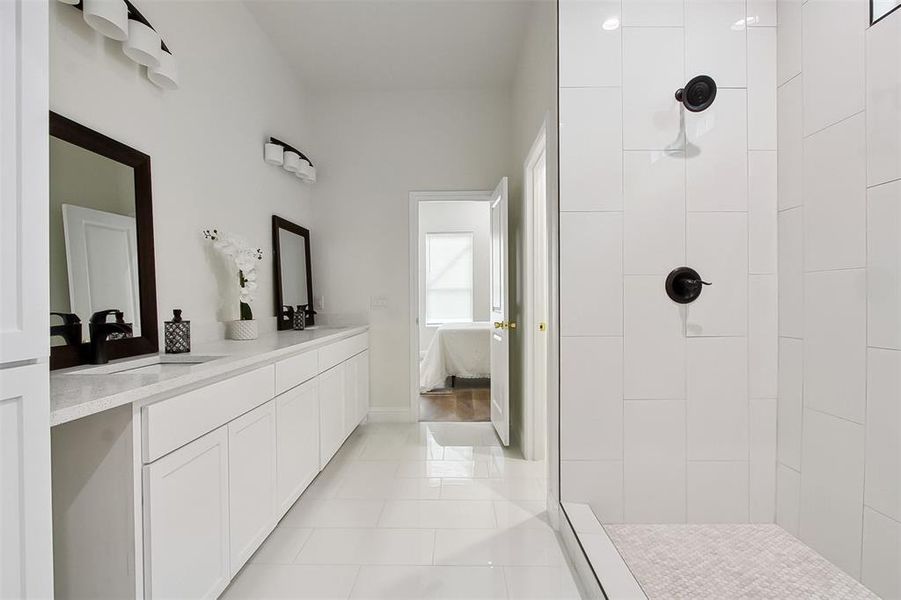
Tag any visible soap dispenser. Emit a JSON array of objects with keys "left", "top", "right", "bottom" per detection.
[
  {"left": 165, "top": 309, "right": 191, "bottom": 353},
  {"left": 293, "top": 305, "right": 306, "bottom": 330}
]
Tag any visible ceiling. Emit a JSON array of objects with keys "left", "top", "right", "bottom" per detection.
[{"left": 244, "top": 0, "right": 536, "bottom": 92}]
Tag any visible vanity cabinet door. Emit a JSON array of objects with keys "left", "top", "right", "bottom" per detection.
[
  {"left": 276, "top": 379, "right": 319, "bottom": 515},
  {"left": 228, "top": 401, "right": 277, "bottom": 575},
  {"left": 343, "top": 356, "right": 359, "bottom": 440},
  {"left": 356, "top": 350, "right": 370, "bottom": 425},
  {"left": 143, "top": 427, "right": 230, "bottom": 600},
  {"left": 318, "top": 363, "right": 346, "bottom": 469}
]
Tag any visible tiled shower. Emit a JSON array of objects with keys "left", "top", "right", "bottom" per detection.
[{"left": 558, "top": 0, "right": 901, "bottom": 597}]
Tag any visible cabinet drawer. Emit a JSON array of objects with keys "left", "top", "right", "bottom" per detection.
[
  {"left": 143, "top": 366, "right": 275, "bottom": 463},
  {"left": 318, "top": 333, "right": 369, "bottom": 373},
  {"left": 274, "top": 350, "right": 318, "bottom": 396}
]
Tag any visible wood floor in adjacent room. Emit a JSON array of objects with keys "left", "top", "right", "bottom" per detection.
[{"left": 419, "top": 378, "right": 490, "bottom": 422}]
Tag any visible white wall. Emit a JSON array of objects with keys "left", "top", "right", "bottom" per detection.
[
  {"left": 418, "top": 201, "right": 491, "bottom": 352},
  {"left": 49, "top": 0, "right": 314, "bottom": 342},
  {"left": 776, "top": 0, "right": 901, "bottom": 593},
  {"left": 558, "top": 0, "right": 778, "bottom": 526},
  {"left": 310, "top": 89, "right": 511, "bottom": 412}
]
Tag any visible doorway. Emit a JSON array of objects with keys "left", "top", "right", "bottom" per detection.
[{"left": 523, "top": 122, "right": 549, "bottom": 461}]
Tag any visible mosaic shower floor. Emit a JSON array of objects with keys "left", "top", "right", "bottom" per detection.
[{"left": 604, "top": 524, "right": 879, "bottom": 600}]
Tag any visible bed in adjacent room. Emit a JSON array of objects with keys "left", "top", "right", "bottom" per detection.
[{"left": 419, "top": 321, "right": 491, "bottom": 391}]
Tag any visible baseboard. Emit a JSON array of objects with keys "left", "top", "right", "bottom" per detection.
[{"left": 365, "top": 407, "right": 411, "bottom": 423}]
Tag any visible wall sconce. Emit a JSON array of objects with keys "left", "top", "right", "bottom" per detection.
[
  {"left": 57, "top": 0, "right": 179, "bottom": 90},
  {"left": 265, "top": 137, "right": 316, "bottom": 184}
]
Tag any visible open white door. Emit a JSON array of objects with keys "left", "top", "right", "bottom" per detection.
[
  {"left": 63, "top": 204, "right": 142, "bottom": 339},
  {"left": 489, "top": 177, "right": 510, "bottom": 446}
]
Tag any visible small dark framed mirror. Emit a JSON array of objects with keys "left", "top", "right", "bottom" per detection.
[
  {"left": 49, "top": 112, "right": 158, "bottom": 369},
  {"left": 272, "top": 216, "right": 314, "bottom": 330}
]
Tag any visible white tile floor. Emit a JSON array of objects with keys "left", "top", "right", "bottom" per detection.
[{"left": 223, "top": 422, "right": 581, "bottom": 600}]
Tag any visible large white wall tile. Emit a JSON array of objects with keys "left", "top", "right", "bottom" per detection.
[
  {"left": 687, "top": 337, "right": 749, "bottom": 460},
  {"left": 623, "top": 400, "right": 687, "bottom": 523},
  {"left": 803, "top": 269, "right": 866, "bottom": 424},
  {"left": 750, "top": 399, "right": 777, "bottom": 523},
  {"left": 868, "top": 180, "right": 901, "bottom": 350},
  {"left": 748, "top": 28, "right": 777, "bottom": 150},
  {"left": 624, "top": 276, "right": 685, "bottom": 399},
  {"left": 799, "top": 408, "right": 866, "bottom": 578},
  {"left": 686, "top": 213, "right": 748, "bottom": 336},
  {"left": 749, "top": 151, "right": 778, "bottom": 274},
  {"left": 777, "top": 76, "right": 804, "bottom": 210},
  {"left": 750, "top": 274, "right": 778, "bottom": 398},
  {"left": 561, "top": 461, "right": 624, "bottom": 523},
  {"left": 561, "top": 337, "right": 624, "bottom": 461},
  {"left": 560, "top": 88, "right": 623, "bottom": 212},
  {"left": 685, "top": 90, "right": 749, "bottom": 211},
  {"left": 866, "top": 15, "right": 901, "bottom": 187},
  {"left": 777, "top": 208, "right": 803, "bottom": 338},
  {"left": 623, "top": 27, "right": 685, "bottom": 150},
  {"left": 622, "top": 0, "right": 684, "bottom": 26},
  {"left": 777, "top": 0, "right": 802, "bottom": 85},
  {"left": 559, "top": 0, "right": 623, "bottom": 87},
  {"left": 623, "top": 150, "right": 685, "bottom": 275},
  {"left": 687, "top": 461, "right": 750, "bottom": 523},
  {"left": 560, "top": 212, "right": 623, "bottom": 337},
  {"left": 865, "top": 348, "right": 901, "bottom": 522},
  {"left": 748, "top": 0, "right": 777, "bottom": 28},
  {"left": 803, "top": 113, "right": 867, "bottom": 271},
  {"left": 801, "top": 0, "right": 866, "bottom": 135},
  {"left": 861, "top": 508, "right": 901, "bottom": 600},
  {"left": 776, "top": 464, "right": 801, "bottom": 536},
  {"left": 777, "top": 338, "right": 803, "bottom": 471},
  {"left": 685, "top": 0, "right": 747, "bottom": 88}
]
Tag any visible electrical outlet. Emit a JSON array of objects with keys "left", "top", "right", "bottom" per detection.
[
  {"left": 315, "top": 295, "right": 325, "bottom": 311},
  {"left": 370, "top": 295, "right": 389, "bottom": 309}
]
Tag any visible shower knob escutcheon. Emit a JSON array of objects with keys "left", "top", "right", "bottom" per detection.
[{"left": 666, "top": 267, "right": 711, "bottom": 304}]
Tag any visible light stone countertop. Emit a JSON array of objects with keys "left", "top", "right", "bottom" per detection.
[{"left": 50, "top": 325, "right": 368, "bottom": 427}]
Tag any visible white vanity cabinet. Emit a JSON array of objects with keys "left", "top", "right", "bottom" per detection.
[
  {"left": 227, "top": 401, "right": 277, "bottom": 575},
  {"left": 275, "top": 378, "right": 320, "bottom": 514},
  {"left": 134, "top": 330, "right": 369, "bottom": 600},
  {"left": 143, "top": 427, "right": 230, "bottom": 600}
]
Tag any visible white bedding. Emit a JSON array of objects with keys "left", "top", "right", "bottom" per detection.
[{"left": 419, "top": 322, "right": 491, "bottom": 391}]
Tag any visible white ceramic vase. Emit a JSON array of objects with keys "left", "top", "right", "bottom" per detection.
[{"left": 226, "top": 319, "right": 258, "bottom": 341}]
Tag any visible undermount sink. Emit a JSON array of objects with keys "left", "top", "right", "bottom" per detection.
[{"left": 70, "top": 354, "right": 224, "bottom": 376}]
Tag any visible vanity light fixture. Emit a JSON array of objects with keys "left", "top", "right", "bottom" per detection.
[
  {"left": 148, "top": 50, "right": 179, "bottom": 90},
  {"left": 123, "top": 19, "right": 161, "bottom": 68},
  {"left": 266, "top": 137, "right": 316, "bottom": 184},
  {"left": 58, "top": 0, "right": 179, "bottom": 90},
  {"left": 82, "top": 0, "right": 129, "bottom": 41}
]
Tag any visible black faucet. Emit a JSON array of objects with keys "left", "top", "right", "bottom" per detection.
[
  {"left": 88, "top": 310, "right": 133, "bottom": 364},
  {"left": 50, "top": 312, "right": 83, "bottom": 346}
]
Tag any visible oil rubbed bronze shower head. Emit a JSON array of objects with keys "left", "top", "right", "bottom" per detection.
[{"left": 675, "top": 75, "right": 717, "bottom": 112}]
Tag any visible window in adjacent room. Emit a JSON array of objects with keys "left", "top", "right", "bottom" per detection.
[{"left": 425, "top": 232, "right": 473, "bottom": 325}]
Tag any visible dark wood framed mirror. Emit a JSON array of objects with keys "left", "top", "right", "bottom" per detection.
[
  {"left": 49, "top": 112, "right": 158, "bottom": 369},
  {"left": 272, "top": 216, "right": 314, "bottom": 330}
]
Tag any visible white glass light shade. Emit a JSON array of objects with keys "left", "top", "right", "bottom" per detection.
[
  {"left": 298, "top": 161, "right": 316, "bottom": 183},
  {"left": 83, "top": 0, "right": 129, "bottom": 41},
  {"left": 264, "top": 143, "right": 284, "bottom": 166},
  {"left": 123, "top": 20, "right": 161, "bottom": 68},
  {"left": 283, "top": 151, "right": 302, "bottom": 173},
  {"left": 148, "top": 50, "right": 179, "bottom": 90},
  {"left": 57, "top": 0, "right": 80, "bottom": 6}
]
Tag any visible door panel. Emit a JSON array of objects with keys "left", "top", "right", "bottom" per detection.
[
  {"left": 62, "top": 204, "right": 141, "bottom": 339},
  {"left": 0, "top": 365, "right": 52, "bottom": 600},
  {"left": 276, "top": 379, "right": 319, "bottom": 514},
  {"left": 228, "top": 401, "right": 277, "bottom": 575},
  {"left": 143, "top": 427, "right": 230, "bottom": 600},
  {"left": 490, "top": 177, "right": 510, "bottom": 446},
  {"left": 0, "top": 0, "right": 48, "bottom": 364},
  {"left": 318, "top": 363, "right": 346, "bottom": 468}
]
